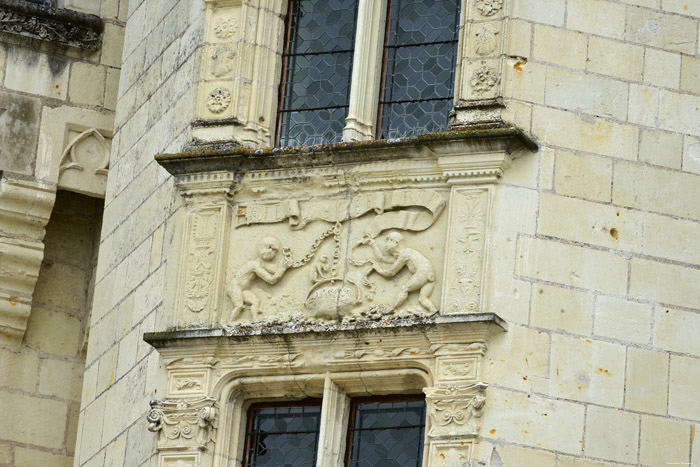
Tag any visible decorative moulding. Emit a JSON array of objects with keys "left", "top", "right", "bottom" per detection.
[
  {"left": 0, "top": 173, "right": 56, "bottom": 347},
  {"left": 0, "top": 0, "right": 103, "bottom": 50}
]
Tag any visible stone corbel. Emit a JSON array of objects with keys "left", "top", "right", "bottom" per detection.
[
  {"left": 0, "top": 173, "right": 56, "bottom": 347},
  {"left": 147, "top": 397, "right": 219, "bottom": 451}
]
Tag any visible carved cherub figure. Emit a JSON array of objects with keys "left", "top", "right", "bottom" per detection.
[
  {"left": 361, "top": 231, "right": 438, "bottom": 314},
  {"left": 227, "top": 237, "right": 292, "bottom": 321}
]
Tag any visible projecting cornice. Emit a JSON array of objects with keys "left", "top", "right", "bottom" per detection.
[
  {"left": 0, "top": 0, "right": 103, "bottom": 50},
  {"left": 156, "top": 127, "right": 538, "bottom": 184}
]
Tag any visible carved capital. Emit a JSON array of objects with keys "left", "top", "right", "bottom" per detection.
[
  {"left": 425, "top": 382, "right": 488, "bottom": 439},
  {"left": 174, "top": 171, "right": 238, "bottom": 205},
  {"left": 147, "top": 397, "right": 218, "bottom": 451}
]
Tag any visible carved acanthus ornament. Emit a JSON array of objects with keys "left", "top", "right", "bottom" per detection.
[{"left": 147, "top": 398, "right": 218, "bottom": 451}]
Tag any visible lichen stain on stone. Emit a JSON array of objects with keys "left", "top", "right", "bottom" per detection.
[
  {"left": 609, "top": 227, "right": 619, "bottom": 240},
  {"left": 513, "top": 61, "right": 525, "bottom": 72},
  {"left": 46, "top": 53, "right": 69, "bottom": 76}
]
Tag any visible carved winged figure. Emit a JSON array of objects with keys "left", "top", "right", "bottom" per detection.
[
  {"left": 226, "top": 237, "right": 292, "bottom": 321},
  {"left": 360, "top": 232, "right": 438, "bottom": 314}
]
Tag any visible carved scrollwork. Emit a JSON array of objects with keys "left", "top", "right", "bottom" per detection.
[{"left": 147, "top": 398, "right": 218, "bottom": 451}]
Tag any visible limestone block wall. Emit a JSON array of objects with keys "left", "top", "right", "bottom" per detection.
[
  {"left": 71, "top": 0, "right": 205, "bottom": 465},
  {"left": 71, "top": 0, "right": 700, "bottom": 466},
  {"left": 474, "top": 0, "right": 700, "bottom": 465},
  {"left": 0, "top": 191, "right": 102, "bottom": 467}
]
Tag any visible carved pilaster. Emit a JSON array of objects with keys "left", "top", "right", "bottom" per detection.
[
  {"left": 442, "top": 187, "right": 490, "bottom": 315},
  {"left": 147, "top": 397, "right": 219, "bottom": 451},
  {"left": 175, "top": 172, "right": 236, "bottom": 327},
  {"left": 194, "top": 0, "right": 287, "bottom": 147},
  {"left": 452, "top": 0, "right": 509, "bottom": 126},
  {"left": 0, "top": 174, "right": 56, "bottom": 347},
  {"left": 425, "top": 382, "right": 487, "bottom": 467}
]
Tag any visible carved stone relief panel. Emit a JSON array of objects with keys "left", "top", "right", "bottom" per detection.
[
  {"left": 223, "top": 188, "right": 449, "bottom": 326},
  {"left": 58, "top": 128, "right": 111, "bottom": 197}
]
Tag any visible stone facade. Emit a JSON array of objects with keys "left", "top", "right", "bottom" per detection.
[{"left": 0, "top": 0, "right": 698, "bottom": 466}]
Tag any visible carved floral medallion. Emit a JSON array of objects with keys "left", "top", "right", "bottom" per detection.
[{"left": 206, "top": 88, "right": 232, "bottom": 114}]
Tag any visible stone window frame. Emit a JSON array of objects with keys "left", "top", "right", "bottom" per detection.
[
  {"left": 196, "top": 0, "right": 508, "bottom": 147},
  {"left": 218, "top": 369, "right": 431, "bottom": 466}
]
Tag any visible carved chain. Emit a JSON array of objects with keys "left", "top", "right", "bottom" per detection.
[{"left": 284, "top": 222, "right": 342, "bottom": 274}]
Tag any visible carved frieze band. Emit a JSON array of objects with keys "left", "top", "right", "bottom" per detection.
[
  {"left": 148, "top": 397, "right": 218, "bottom": 451},
  {"left": 0, "top": 0, "right": 103, "bottom": 49}
]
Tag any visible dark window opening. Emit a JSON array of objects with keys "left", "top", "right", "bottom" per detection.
[
  {"left": 276, "top": 0, "right": 359, "bottom": 147},
  {"left": 244, "top": 399, "right": 323, "bottom": 467},
  {"left": 345, "top": 395, "right": 426, "bottom": 467},
  {"left": 377, "top": 0, "right": 461, "bottom": 139}
]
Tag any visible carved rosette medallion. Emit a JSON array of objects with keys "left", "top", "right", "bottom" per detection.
[
  {"left": 147, "top": 398, "right": 218, "bottom": 451},
  {"left": 470, "top": 65, "right": 499, "bottom": 94},
  {"left": 475, "top": 0, "right": 503, "bottom": 16},
  {"left": 206, "top": 88, "right": 232, "bottom": 114},
  {"left": 213, "top": 17, "right": 238, "bottom": 40},
  {"left": 443, "top": 188, "right": 489, "bottom": 314}
]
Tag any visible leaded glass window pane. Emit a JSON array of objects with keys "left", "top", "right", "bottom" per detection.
[
  {"left": 277, "top": 0, "right": 359, "bottom": 147},
  {"left": 378, "top": 0, "right": 460, "bottom": 139},
  {"left": 346, "top": 397, "right": 426, "bottom": 467},
  {"left": 244, "top": 401, "right": 322, "bottom": 467}
]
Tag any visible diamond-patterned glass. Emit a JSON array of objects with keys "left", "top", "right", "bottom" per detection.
[
  {"left": 347, "top": 399, "right": 426, "bottom": 467},
  {"left": 245, "top": 403, "right": 322, "bottom": 467},
  {"left": 278, "top": 0, "right": 359, "bottom": 146},
  {"left": 379, "top": 0, "right": 460, "bottom": 139}
]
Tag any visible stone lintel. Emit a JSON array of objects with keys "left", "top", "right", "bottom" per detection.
[{"left": 0, "top": 0, "right": 103, "bottom": 50}]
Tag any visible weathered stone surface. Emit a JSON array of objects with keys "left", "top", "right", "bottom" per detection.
[
  {"left": 594, "top": 296, "right": 651, "bottom": 344},
  {"left": 0, "top": 90, "right": 40, "bottom": 174},
  {"left": 625, "top": 347, "right": 668, "bottom": 415},
  {"left": 531, "top": 284, "right": 592, "bottom": 334},
  {"left": 640, "top": 415, "right": 691, "bottom": 466},
  {"left": 549, "top": 334, "right": 626, "bottom": 406},
  {"left": 669, "top": 355, "right": 700, "bottom": 420},
  {"left": 0, "top": 391, "right": 68, "bottom": 449},
  {"left": 584, "top": 406, "right": 639, "bottom": 463}
]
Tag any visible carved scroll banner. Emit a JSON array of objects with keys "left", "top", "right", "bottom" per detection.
[{"left": 235, "top": 189, "right": 445, "bottom": 237}]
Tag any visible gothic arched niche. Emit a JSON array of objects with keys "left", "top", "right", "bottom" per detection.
[{"left": 58, "top": 128, "right": 110, "bottom": 197}]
